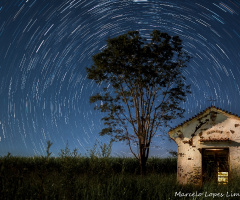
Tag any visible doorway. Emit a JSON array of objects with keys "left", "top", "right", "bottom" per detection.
[{"left": 202, "top": 148, "right": 229, "bottom": 183}]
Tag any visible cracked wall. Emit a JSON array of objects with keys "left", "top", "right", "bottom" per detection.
[{"left": 169, "top": 108, "right": 240, "bottom": 185}]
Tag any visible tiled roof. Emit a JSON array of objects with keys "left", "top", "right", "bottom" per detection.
[{"left": 169, "top": 106, "right": 240, "bottom": 133}]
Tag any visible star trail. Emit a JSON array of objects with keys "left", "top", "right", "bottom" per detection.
[{"left": 0, "top": 0, "right": 240, "bottom": 157}]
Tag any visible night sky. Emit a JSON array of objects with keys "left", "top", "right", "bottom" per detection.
[{"left": 0, "top": 0, "right": 240, "bottom": 157}]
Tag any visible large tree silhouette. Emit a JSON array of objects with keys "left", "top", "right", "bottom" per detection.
[{"left": 86, "top": 30, "right": 191, "bottom": 174}]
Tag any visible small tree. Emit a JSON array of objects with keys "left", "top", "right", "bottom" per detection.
[
  {"left": 86, "top": 30, "right": 191, "bottom": 174},
  {"left": 88, "top": 140, "right": 113, "bottom": 159},
  {"left": 46, "top": 140, "right": 53, "bottom": 161}
]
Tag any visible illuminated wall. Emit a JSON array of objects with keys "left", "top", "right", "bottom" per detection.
[{"left": 169, "top": 107, "right": 240, "bottom": 185}]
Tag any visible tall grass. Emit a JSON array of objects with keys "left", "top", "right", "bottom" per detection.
[{"left": 1, "top": 156, "right": 240, "bottom": 199}]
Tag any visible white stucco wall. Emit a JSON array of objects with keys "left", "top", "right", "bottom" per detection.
[{"left": 169, "top": 107, "right": 240, "bottom": 185}]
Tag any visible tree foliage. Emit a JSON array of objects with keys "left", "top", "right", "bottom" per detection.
[{"left": 86, "top": 30, "right": 191, "bottom": 174}]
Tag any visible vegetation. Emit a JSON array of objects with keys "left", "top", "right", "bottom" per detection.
[
  {"left": 0, "top": 154, "right": 176, "bottom": 199},
  {"left": 1, "top": 143, "right": 239, "bottom": 199},
  {"left": 1, "top": 154, "right": 240, "bottom": 199},
  {"left": 86, "top": 30, "right": 191, "bottom": 174}
]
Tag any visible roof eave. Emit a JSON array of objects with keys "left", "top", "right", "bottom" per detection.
[{"left": 168, "top": 106, "right": 240, "bottom": 134}]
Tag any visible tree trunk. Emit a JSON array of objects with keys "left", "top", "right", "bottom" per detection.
[{"left": 139, "top": 143, "right": 147, "bottom": 175}]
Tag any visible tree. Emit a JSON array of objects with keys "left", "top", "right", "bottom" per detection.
[
  {"left": 46, "top": 140, "right": 53, "bottom": 161},
  {"left": 86, "top": 30, "right": 191, "bottom": 174}
]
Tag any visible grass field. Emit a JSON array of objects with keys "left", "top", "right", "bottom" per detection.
[{"left": 1, "top": 155, "right": 240, "bottom": 199}]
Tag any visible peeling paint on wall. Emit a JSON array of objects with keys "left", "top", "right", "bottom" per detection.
[{"left": 169, "top": 107, "right": 240, "bottom": 185}]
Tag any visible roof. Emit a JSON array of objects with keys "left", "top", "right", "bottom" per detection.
[{"left": 169, "top": 106, "right": 240, "bottom": 134}]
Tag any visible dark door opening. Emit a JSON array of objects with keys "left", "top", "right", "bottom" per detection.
[{"left": 202, "top": 148, "right": 229, "bottom": 183}]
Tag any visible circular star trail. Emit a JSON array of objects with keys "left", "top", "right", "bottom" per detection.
[{"left": 0, "top": 0, "right": 240, "bottom": 157}]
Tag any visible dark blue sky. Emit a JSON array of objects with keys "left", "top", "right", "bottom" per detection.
[{"left": 0, "top": 0, "right": 240, "bottom": 157}]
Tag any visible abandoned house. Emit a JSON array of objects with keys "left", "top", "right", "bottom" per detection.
[{"left": 168, "top": 106, "right": 240, "bottom": 185}]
